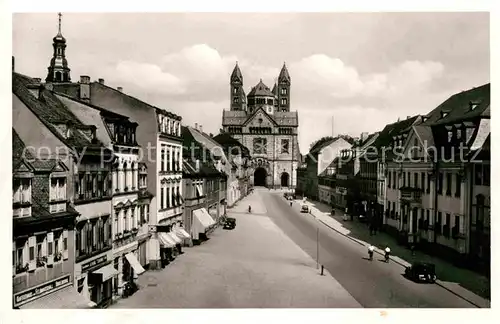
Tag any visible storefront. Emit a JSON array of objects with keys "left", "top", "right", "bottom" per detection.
[
  {"left": 112, "top": 240, "right": 146, "bottom": 298},
  {"left": 191, "top": 208, "right": 216, "bottom": 242},
  {"left": 15, "top": 275, "right": 94, "bottom": 309},
  {"left": 157, "top": 224, "right": 186, "bottom": 267},
  {"left": 207, "top": 203, "right": 219, "bottom": 225},
  {"left": 75, "top": 253, "right": 117, "bottom": 308}
]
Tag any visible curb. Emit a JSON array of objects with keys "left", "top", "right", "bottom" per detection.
[{"left": 315, "top": 216, "right": 484, "bottom": 308}]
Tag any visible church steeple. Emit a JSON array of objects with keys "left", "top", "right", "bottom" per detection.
[
  {"left": 277, "top": 62, "right": 291, "bottom": 111},
  {"left": 46, "top": 12, "right": 71, "bottom": 83},
  {"left": 230, "top": 62, "right": 245, "bottom": 111}
]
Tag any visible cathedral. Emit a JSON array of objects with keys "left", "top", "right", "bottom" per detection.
[{"left": 221, "top": 63, "right": 300, "bottom": 189}]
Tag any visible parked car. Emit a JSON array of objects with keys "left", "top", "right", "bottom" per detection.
[
  {"left": 223, "top": 217, "right": 236, "bottom": 230},
  {"left": 404, "top": 262, "right": 437, "bottom": 283},
  {"left": 301, "top": 204, "right": 309, "bottom": 213}
]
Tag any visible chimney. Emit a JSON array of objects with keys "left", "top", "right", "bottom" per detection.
[
  {"left": 195, "top": 159, "right": 200, "bottom": 172},
  {"left": 117, "top": 87, "right": 123, "bottom": 92},
  {"left": 80, "top": 75, "right": 90, "bottom": 84},
  {"left": 407, "top": 116, "right": 411, "bottom": 120},
  {"left": 12, "top": 56, "right": 14, "bottom": 72},
  {"left": 360, "top": 132, "right": 368, "bottom": 142},
  {"left": 80, "top": 75, "right": 91, "bottom": 102},
  {"left": 199, "top": 125, "right": 203, "bottom": 133},
  {"left": 194, "top": 123, "right": 198, "bottom": 130},
  {"left": 98, "top": 78, "right": 105, "bottom": 85},
  {"left": 33, "top": 78, "right": 42, "bottom": 83}
]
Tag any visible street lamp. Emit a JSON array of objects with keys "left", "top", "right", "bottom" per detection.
[{"left": 309, "top": 209, "right": 319, "bottom": 269}]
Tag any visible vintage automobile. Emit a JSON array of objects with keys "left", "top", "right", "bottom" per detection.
[
  {"left": 223, "top": 217, "right": 236, "bottom": 230},
  {"left": 300, "top": 204, "right": 309, "bottom": 213},
  {"left": 404, "top": 262, "right": 437, "bottom": 283}
]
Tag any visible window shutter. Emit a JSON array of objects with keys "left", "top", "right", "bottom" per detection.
[
  {"left": 104, "top": 218, "right": 108, "bottom": 245},
  {"left": 22, "top": 240, "right": 29, "bottom": 267},
  {"left": 41, "top": 235, "right": 47, "bottom": 258},
  {"left": 28, "top": 236, "right": 36, "bottom": 270},
  {"left": 47, "top": 232, "right": 54, "bottom": 264},
  {"left": 63, "top": 230, "right": 69, "bottom": 259}
]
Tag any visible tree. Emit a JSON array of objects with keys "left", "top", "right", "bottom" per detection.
[{"left": 309, "top": 134, "right": 356, "bottom": 152}]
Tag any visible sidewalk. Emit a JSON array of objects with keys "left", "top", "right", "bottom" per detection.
[
  {"left": 110, "top": 190, "right": 361, "bottom": 308},
  {"left": 299, "top": 198, "right": 490, "bottom": 308}
]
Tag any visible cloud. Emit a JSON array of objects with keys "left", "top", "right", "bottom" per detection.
[{"left": 104, "top": 44, "right": 448, "bottom": 153}]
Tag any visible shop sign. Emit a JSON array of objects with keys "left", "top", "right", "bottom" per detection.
[
  {"left": 81, "top": 255, "right": 107, "bottom": 272},
  {"left": 14, "top": 275, "right": 70, "bottom": 305}
]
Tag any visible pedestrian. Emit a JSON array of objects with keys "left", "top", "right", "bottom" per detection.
[{"left": 290, "top": 201, "right": 292, "bottom": 207}]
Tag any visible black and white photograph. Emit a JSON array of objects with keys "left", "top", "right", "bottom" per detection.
[{"left": 5, "top": 1, "right": 494, "bottom": 317}]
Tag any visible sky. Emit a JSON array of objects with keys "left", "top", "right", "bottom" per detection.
[{"left": 12, "top": 13, "right": 490, "bottom": 154}]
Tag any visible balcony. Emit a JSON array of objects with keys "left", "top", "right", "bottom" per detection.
[{"left": 400, "top": 186, "right": 422, "bottom": 205}]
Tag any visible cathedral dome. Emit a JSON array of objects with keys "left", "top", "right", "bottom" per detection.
[{"left": 247, "top": 79, "right": 274, "bottom": 97}]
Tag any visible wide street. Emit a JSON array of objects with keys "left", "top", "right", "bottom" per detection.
[{"left": 111, "top": 188, "right": 476, "bottom": 308}]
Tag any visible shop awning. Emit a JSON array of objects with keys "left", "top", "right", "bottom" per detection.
[
  {"left": 92, "top": 264, "right": 119, "bottom": 282},
  {"left": 19, "top": 285, "right": 94, "bottom": 309},
  {"left": 175, "top": 228, "right": 191, "bottom": 239},
  {"left": 167, "top": 232, "right": 182, "bottom": 244},
  {"left": 193, "top": 208, "right": 215, "bottom": 230},
  {"left": 158, "top": 232, "right": 175, "bottom": 248},
  {"left": 125, "top": 252, "right": 145, "bottom": 276}
]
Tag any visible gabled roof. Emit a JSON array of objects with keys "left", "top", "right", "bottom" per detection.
[
  {"left": 242, "top": 106, "right": 278, "bottom": 127},
  {"left": 423, "top": 83, "right": 490, "bottom": 126},
  {"left": 247, "top": 80, "right": 274, "bottom": 97},
  {"left": 372, "top": 115, "right": 421, "bottom": 149},
  {"left": 182, "top": 159, "right": 225, "bottom": 178},
  {"left": 12, "top": 128, "right": 67, "bottom": 172},
  {"left": 212, "top": 133, "right": 250, "bottom": 157},
  {"left": 13, "top": 73, "right": 107, "bottom": 152}
]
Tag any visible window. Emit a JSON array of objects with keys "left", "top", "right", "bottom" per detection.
[
  {"left": 476, "top": 164, "right": 491, "bottom": 186},
  {"left": 160, "top": 187, "right": 164, "bottom": 210},
  {"left": 253, "top": 138, "right": 267, "bottom": 154},
  {"left": 421, "top": 172, "right": 425, "bottom": 192},
  {"left": 453, "top": 173, "right": 461, "bottom": 197},
  {"left": 281, "top": 98, "right": 287, "bottom": 106},
  {"left": 176, "top": 186, "right": 181, "bottom": 205},
  {"left": 281, "top": 139, "right": 289, "bottom": 154},
  {"left": 426, "top": 210, "right": 430, "bottom": 222},
  {"left": 13, "top": 178, "right": 31, "bottom": 204},
  {"left": 446, "top": 173, "right": 452, "bottom": 196},
  {"left": 427, "top": 174, "right": 431, "bottom": 193},
  {"left": 161, "top": 148, "right": 165, "bottom": 172},
  {"left": 233, "top": 97, "right": 239, "bottom": 103},
  {"left": 388, "top": 172, "right": 392, "bottom": 188},
  {"left": 123, "top": 210, "right": 128, "bottom": 232},
  {"left": 414, "top": 173, "right": 418, "bottom": 189},
  {"left": 166, "top": 147, "right": 171, "bottom": 172},
  {"left": 50, "top": 177, "right": 66, "bottom": 201},
  {"left": 281, "top": 87, "right": 287, "bottom": 95},
  {"left": 438, "top": 172, "right": 443, "bottom": 195},
  {"left": 454, "top": 215, "right": 460, "bottom": 233},
  {"left": 233, "top": 87, "right": 238, "bottom": 94},
  {"left": 171, "top": 186, "right": 176, "bottom": 207},
  {"left": 447, "top": 131, "right": 453, "bottom": 143},
  {"left": 402, "top": 172, "right": 406, "bottom": 187},
  {"left": 166, "top": 188, "right": 170, "bottom": 208}
]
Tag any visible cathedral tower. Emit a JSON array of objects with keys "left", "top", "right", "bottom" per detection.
[
  {"left": 46, "top": 13, "right": 71, "bottom": 83},
  {"left": 230, "top": 62, "right": 245, "bottom": 111},
  {"left": 277, "top": 63, "right": 291, "bottom": 112}
]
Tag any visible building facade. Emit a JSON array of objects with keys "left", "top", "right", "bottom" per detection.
[
  {"left": 384, "top": 84, "right": 490, "bottom": 267},
  {"left": 56, "top": 93, "right": 149, "bottom": 298},
  {"left": 13, "top": 71, "right": 116, "bottom": 308},
  {"left": 12, "top": 129, "right": 88, "bottom": 309},
  {"left": 221, "top": 63, "right": 300, "bottom": 189}
]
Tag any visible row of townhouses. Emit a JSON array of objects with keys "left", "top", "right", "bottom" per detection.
[
  {"left": 297, "top": 84, "right": 490, "bottom": 274},
  {"left": 12, "top": 17, "right": 251, "bottom": 308}
]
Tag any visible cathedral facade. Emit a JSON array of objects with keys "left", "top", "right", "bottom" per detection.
[{"left": 221, "top": 63, "right": 300, "bottom": 189}]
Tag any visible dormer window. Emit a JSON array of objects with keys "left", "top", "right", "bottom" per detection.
[
  {"left": 50, "top": 176, "right": 67, "bottom": 213},
  {"left": 13, "top": 178, "right": 32, "bottom": 218},
  {"left": 441, "top": 111, "right": 449, "bottom": 118},
  {"left": 447, "top": 131, "right": 453, "bottom": 143},
  {"left": 66, "top": 127, "right": 72, "bottom": 139},
  {"left": 456, "top": 127, "right": 462, "bottom": 140},
  {"left": 469, "top": 101, "right": 479, "bottom": 110}
]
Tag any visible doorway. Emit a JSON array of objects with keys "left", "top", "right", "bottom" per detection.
[{"left": 254, "top": 167, "right": 267, "bottom": 186}]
